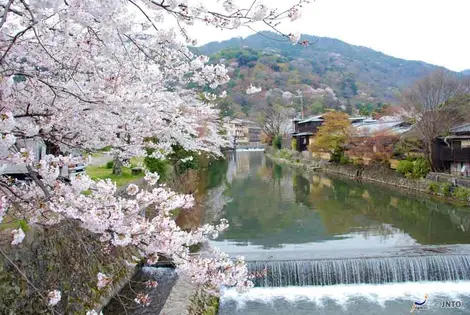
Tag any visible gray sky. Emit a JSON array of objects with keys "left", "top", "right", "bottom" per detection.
[{"left": 189, "top": 0, "right": 470, "bottom": 72}]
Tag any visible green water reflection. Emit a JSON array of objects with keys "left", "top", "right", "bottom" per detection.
[{"left": 205, "top": 152, "right": 470, "bottom": 250}]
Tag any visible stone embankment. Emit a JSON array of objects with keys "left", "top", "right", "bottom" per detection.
[{"left": 265, "top": 148, "right": 470, "bottom": 207}]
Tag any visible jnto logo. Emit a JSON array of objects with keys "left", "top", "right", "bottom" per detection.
[{"left": 411, "top": 294, "right": 428, "bottom": 313}]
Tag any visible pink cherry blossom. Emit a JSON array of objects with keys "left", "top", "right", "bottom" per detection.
[
  {"left": 134, "top": 293, "right": 151, "bottom": 306},
  {"left": 47, "top": 290, "right": 61, "bottom": 306},
  {"left": 11, "top": 228, "right": 25, "bottom": 245},
  {"left": 97, "top": 272, "right": 113, "bottom": 290},
  {"left": 0, "top": 0, "right": 307, "bottom": 304}
]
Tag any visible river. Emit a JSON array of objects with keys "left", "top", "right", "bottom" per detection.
[
  {"left": 204, "top": 151, "right": 470, "bottom": 315},
  {"left": 105, "top": 151, "right": 470, "bottom": 314}
]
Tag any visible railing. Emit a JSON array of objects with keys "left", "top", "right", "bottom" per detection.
[{"left": 434, "top": 146, "right": 470, "bottom": 163}]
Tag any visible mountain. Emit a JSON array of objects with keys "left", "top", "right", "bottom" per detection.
[
  {"left": 462, "top": 69, "right": 470, "bottom": 76},
  {"left": 194, "top": 31, "right": 449, "bottom": 118}
]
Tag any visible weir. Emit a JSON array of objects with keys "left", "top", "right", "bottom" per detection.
[{"left": 248, "top": 255, "right": 470, "bottom": 287}]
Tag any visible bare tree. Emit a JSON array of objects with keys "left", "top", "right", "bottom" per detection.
[
  {"left": 402, "top": 70, "right": 470, "bottom": 169},
  {"left": 257, "top": 103, "right": 293, "bottom": 142}
]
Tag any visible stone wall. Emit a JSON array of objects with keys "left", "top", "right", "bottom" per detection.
[
  {"left": 266, "top": 149, "right": 432, "bottom": 196},
  {"left": 0, "top": 222, "right": 137, "bottom": 314},
  {"left": 427, "top": 172, "right": 470, "bottom": 188},
  {"left": 266, "top": 147, "right": 470, "bottom": 206},
  {"left": 321, "top": 163, "right": 432, "bottom": 193}
]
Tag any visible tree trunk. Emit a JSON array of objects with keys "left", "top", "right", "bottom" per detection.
[
  {"left": 425, "top": 141, "right": 435, "bottom": 172},
  {"left": 112, "top": 155, "right": 123, "bottom": 175}
]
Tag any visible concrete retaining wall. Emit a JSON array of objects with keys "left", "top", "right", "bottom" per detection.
[{"left": 427, "top": 172, "right": 470, "bottom": 188}]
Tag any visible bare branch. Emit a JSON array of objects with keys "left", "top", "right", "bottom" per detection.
[{"left": 0, "top": 0, "right": 15, "bottom": 29}]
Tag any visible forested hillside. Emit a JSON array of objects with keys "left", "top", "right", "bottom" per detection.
[{"left": 195, "top": 31, "right": 448, "bottom": 118}]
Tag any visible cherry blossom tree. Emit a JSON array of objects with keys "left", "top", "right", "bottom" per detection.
[{"left": 0, "top": 0, "right": 309, "bottom": 310}]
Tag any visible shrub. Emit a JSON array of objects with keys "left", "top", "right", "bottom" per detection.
[
  {"left": 273, "top": 135, "right": 282, "bottom": 149},
  {"left": 428, "top": 182, "right": 439, "bottom": 193},
  {"left": 411, "top": 158, "right": 430, "bottom": 179},
  {"left": 396, "top": 160, "right": 413, "bottom": 176},
  {"left": 453, "top": 186, "right": 470, "bottom": 201},
  {"left": 278, "top": 149, "right": 292, "bottom": 160},
  {"left": 352, "top": 158, "right": 364, "bottom": 165},
  {"left": 331, "top": 148, "right": 344, "bottom": 163},
  {"left": 143, "top": 156, "right": 169, "bottom": 181},
  {"left": 339, "top": 155, "right": 350, "bottom": 165},
  {"left": 105, "top": 161, "right": 114, "bottom": 169},
  {"left": 428, "top": 182, "right": 440, "bottom": 193},
  {"left": 291, "top": 138, "right": 297, "bottom": 151},
  {"left": 167, "top": 144, "right": 198, "bottom": 174},
  {"left": 440, "top": 183, "right": 452, "bottom": 197}
]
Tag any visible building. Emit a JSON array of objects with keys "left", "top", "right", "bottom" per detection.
[
  {"left": 432, "top": 123, "right": 470, "bottom": 176},
  {"left": 248, "top": 125, "right": 262, "bottom": 142},
  {"left": 353, "top": 117, "right": 412, "bottom": 137},
  {"left": 0, "top": 138, "right": 47, "bottom": 179},
  {"left": 0, "top": 138, "right": 86, "bottom": 180},
  {"left": 224, "top": 118, "right": 263, "bottom": 147},
  {"left": 292, "top": 114, "right": 368, "bottom": 151}
]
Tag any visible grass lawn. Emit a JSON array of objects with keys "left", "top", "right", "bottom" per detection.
[
  {"left": 86, "top": 164, "right": 144, "bottom": 187},
  {"left": 129, "top": 156, "right": 144, "bottom": 166}
]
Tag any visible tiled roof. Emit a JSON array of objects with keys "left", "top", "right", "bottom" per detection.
[
  {"left": 451, "top": 123, "right": 470, "bottom": 134},
  {"left": 298, "top": 115, "right": 324, "bottom": 124},
  {"left": 292, "top": 132, "right": 314, "bottom": 136},
  {"left": 355, "top": 120, "right": 411, "bottom": 135},
  {"left": 298, "top": 115, "right": 369, "bottom": 124}
]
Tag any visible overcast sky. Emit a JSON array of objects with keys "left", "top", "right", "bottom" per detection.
[{"left": 188, "top": 0, "right": 470, "bottom": 72}]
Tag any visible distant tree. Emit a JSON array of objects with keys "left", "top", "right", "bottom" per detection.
[
  {"left": 240, "top": 97, "right": 252, "bottom": 116},
  {"left": 372, "top": 103, "right": 396, "bottom": 119},
  {"left": 357, "top": 103, "right": 375, "bottom": 116},
  {"left": 309, "top": 100, "right": 324, "bottom": 115},
  {"left": 311, "top": 112, "right": 351, "bottom": 154},
  {"left": 217, "top": 98, "right": 235, "bottom": 118},
  {"left": 358, "top": 106, "right": 370, "bottom": 116},
  {"left": 257, "top": 103, "right": 292, "bottom": 142},
  {"left": 347, "top": 130, "right": 399, "bottom": 163},
  {"left": 402, "top": 70, "right": 470, "bottom": 169},
  {"left": 339, "top": 73, "right": 358, "bottom": 98},
  {"left": 444, "top": 93, "right": 470, "bottom": 122},
  {"left": 345, "top": 101, "right": 353, "bottom": 115}
]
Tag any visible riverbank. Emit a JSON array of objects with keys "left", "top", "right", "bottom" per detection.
[{"left": 265, "top": 149, "right": 470, "bottom": 208}]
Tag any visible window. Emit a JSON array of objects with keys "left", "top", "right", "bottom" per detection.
[
  {"left": 462, "top": 140, "right": 470, "bottom": 148},
  {"left": 453, "top": 141, "right": 461, "bottom": 150}
]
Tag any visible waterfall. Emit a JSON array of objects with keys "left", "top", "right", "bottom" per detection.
[{"left": 248, "top": 255, "right": 470, "bottom": 287}]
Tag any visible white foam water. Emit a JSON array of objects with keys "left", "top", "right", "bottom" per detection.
[
  {"left": 235, "top": 148, "right": 265, "bottom": 152},
  {"left": 221, "top": 281, "right": 470, "bottom": 308}
]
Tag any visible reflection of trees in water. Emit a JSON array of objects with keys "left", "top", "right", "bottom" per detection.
[
  {"left": 203, "top": 183, "right": 232, "bottom": 223},
  {"left": 224, "top": 152, "right": 262, "bottom": 181},
  {"left": 351, "top": 224, "right": 418, "bottom": 245},
  {"left": 211, "top": 156, "right": 332, "bottom": 248},
  {"left": 205, "top": 152, "right": 470, "bottom": 247},
  {"left": 308, "top": 174, "right": 470, "bottom": 245},
  {"left": 293, "top": 174, "right": 310, "bottom": 206}
]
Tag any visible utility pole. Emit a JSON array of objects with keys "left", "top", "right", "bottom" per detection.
[{"left": 296, "top": 90, "right": 304, "bottom": 119}]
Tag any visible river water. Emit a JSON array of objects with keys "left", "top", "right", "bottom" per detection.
[{"left": 202, "top": 151, "right": 470, "bottom": 315}]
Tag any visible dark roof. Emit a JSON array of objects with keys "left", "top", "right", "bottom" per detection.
[
  {"left": 297, "top": 114, "right": 368, "bottom": 125},
  {"left": 292, "top": 132, "right": 313, "bottom": 136},
  {"left": 439, "top": 135, "right": 470, "bottom": 140},
  {"left": 451, "top": 123, "right": 470, "bottom": 134},
  {"left": 298, "top": 115, "right": 324, "bottom": 124}
]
